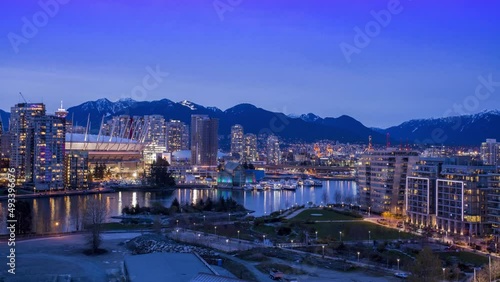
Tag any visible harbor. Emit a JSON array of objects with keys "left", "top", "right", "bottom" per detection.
[{"left": 0, "top": 180, "right": 357, "bottom": 235}]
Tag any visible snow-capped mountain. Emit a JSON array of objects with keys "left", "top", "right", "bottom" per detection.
[
  {"left": 383, "top": 110, "right": 500, "bottom": 145},
  {"left": 65, "top": 98, "right": 386, "bottom": 144},
  {"left": 299, "top": 113, "right": 321, "bottom": 122},
  {"left": 179, "top": 100, "right": 198, "bottom": 111},
  {"left": 2, "top": 98, "right": 499, "bottom": 146}
]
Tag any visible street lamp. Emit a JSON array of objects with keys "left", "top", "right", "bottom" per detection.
[
  {"left": 339, "top": 231, "right": 343, "bottom": 242},
  {"left": 228, "top": 213, "right": 231, "bottom": 221},
  {"left": 357, "top": 252, "right": 360, "bottom": 262},
  {"left": 176, "top": 219, "right": 179, "bottom": 227},
  {"left": 322, "top": 245, "right": 325, "bottom": 258},
  {"left": 316, "top": 231, "right": 318, "bottom": 240},
  {"left": 214, "top": 226, "right": 217, "bottom": 237},
  {"left": 237, "top": 230, "right": 240, "bottom": 240},
  {"left": 442, "top": 268, "right": 445, "bottom": 281},
  {"left": 489, "top": 255, "right": 492, "bottom": 282},
  {"left": 368, "top": 231, "right": 371, "bottom": 244},
  {"left": 263, "top": 235, "right": 266, "bottom": 244},
  {"left": 203, "top": 215, "right": 206, "bottom": 222},
  {"left": 198, "top": 233, "right": 201, "bottom": 239},
  {"left": 397, "top": 258, "right": 400, "bottom": 271}
]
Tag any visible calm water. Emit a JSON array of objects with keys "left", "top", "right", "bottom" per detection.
[{"left": 0, "top": 180, "right": 356, "bottom": 234}]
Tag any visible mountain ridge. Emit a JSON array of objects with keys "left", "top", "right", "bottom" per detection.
[{"left": 1, "top": 100, "right": 500, "bottom": 145}]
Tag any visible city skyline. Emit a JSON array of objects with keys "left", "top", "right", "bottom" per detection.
[{"left": 1, "top": 1, "right": 500, "bottom": 127}]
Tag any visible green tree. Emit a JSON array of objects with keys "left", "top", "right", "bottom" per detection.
[
  {"left": 204, "top": 197, "right": 213, "bottom": 211},
  {"left": 148, "top": 157, "right": 176, "bottom": 187},
  {"left": 170, "top": 198, "right": 180, "bottom": 213},
  {"left": 409, "top": 247, "right": 443, "bottom": 282}
]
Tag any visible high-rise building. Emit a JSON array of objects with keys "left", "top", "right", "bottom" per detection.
[
  {"left": 9, "top": 103, "right": 46, "bottom": 183},
  {"left": 26, "top": 115, "right": 66, "bottom": 190},
  {"left": 0, "top": 118, "right": 5, "bottom": 157},
  {"left": 435, "top": 161, "right": 496, "bottom": 236},
  {"left": 406, "top": 158, "right": 446, "bottom": 228},
  {"left": 266, "top": 135, "right": 281, "bottom": 165},
  {"left": 55, "top": 101, "right": 69, "bottom": 119},
  {"left": 481, "top": 139, "right": 500, "bottom": 166},
  {"left": 64, "top": 150, "right": 89, "bottom": 190},
  {"left": 243, "top": 133, "right": 258, "bottom": 162},
  {"left": 191, "top": 115, "right": 219, "bottom": 166},
  {"left": 0, "top": 132, "right": 10, "bottom": 158},
  {"left": 166, "top": 120, "right": 189, "bottom": 152},
  {"left": 357, "top": 149, "right": 419, "bottom": 215},
  {"left": 488, "top": 174, "right": 500, "bottom": 240},
  {"left": 230, "top": 125, "right": 244, "bottom": 158},
  {"left": 144, "top": 115, "right": 166, "bottom": 147}
]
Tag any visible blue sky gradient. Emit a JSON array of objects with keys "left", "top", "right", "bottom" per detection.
[{"left": 1, "top": 0, "right": 499, "bottom": 127}]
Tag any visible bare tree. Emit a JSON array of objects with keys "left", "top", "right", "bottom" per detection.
[
  {"left": 75, "top": 197, "right": 84, "bottom": 231},
  {"left": 477, "top": 257, "right": 500, "bottom": 282},
  {"left": 152, "top": 215, "right": 162, "bottom": 235},
  {"left": 83, "top": 198, "right": 107, "bottom": 254},
  {"left": 409, "top": 247, "right": 442, "bottom": 282}
]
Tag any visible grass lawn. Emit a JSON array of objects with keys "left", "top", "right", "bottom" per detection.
[
  {"left": 253, "top": 224, "right": 276, "bottom": 236},
  {"left": 100, "top": 222, "right": 154, "bottom": 231},
  {"left": 221, "top": 257, "right": 258, "bottom": 281},
  {"left": 255, "top": 263, "right": 307, "bottom": 275},
  {"left": 192, "top": 223, "right": 256, "bottom": 241},
  {"left": 313, "top": 221, "right": 415, "bottom": 241},
  {"left": 291, "top": 209, "right": 361, "bottom": 222},
  {"left": 236, "top": 251, "right": 271, "bottom": 262},
  {"left": 437, "top": 251, "right": 488, "bottom": 266}
]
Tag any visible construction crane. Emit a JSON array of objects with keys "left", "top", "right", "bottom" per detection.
[{"left": 19, "top": 92, "right": 28, "bottom": 103}]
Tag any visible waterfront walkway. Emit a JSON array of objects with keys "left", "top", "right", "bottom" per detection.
[{"left": 0, "top": 188, "right": 114, "bottom": 201}]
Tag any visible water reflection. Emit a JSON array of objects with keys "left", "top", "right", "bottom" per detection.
[{"left": 0, "top": 181, "right": 356, "bottom": 234}]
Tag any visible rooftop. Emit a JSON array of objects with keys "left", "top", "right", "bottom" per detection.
[{"left": 66, "top": 133, "right": 139, "bottom": 144}]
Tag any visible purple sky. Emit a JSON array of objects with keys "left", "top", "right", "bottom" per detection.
[{"left": 1, "top": 0, "right": 499, "bottom": 128}]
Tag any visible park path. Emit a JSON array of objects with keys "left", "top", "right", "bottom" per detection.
[
  {"left": 217, "top": 253, "right": 273, "bottom": 282},
  {"left": 280, "top": 247, "right": 401, "bottom": 276},
  {"left": 284, "top": 208, "right": 306, "bottom": 220}
]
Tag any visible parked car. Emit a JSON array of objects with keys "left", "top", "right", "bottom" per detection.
[
  {"left": 269, "top": 269, "right": 284, "bottom": 280},
  {"left": 394, "top": 272, "right": 409, "bottom": 279}
]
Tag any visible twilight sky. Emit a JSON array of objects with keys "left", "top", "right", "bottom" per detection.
[{"left": 1, "top": 0, "right": 499, "bottom": 128}]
